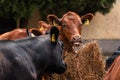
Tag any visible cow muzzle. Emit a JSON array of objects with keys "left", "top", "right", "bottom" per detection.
[
  {"left": 57, "top": 63, "right": 67, "bottom": 74},
  {"left": 71, "top": 36, "right": 83, "bottom": 53}
]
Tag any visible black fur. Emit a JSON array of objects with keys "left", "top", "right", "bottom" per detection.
[{"left": 0, "top": 27, "right": 66, "bottom": 80}]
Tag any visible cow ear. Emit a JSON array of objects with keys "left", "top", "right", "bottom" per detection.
[
  {"left": 38, "top": 21, "right": 46, "bottom": 32},
  {"left": 47, "top": 15, "right": 60, "bottom": 26},
  {"left": 38, "top": 21, "right": 45, "bottom": 26},
  {"left": 50, "top": 26, "right": 59, "bottom": 43},
  {"left": 81, "top": 13, "right": 94, "bottom": 26}
]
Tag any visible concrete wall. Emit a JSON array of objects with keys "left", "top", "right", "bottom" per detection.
[{"left": 82, "top": 0, "right": 120, "bottom": 39}]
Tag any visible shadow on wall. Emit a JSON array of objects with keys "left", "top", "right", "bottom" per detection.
[{"left": 83, "top": 39, "right": 120, "bottom": 56}]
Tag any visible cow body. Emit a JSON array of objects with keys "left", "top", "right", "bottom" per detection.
[
  {"left": 0, "top": 28, "right": 27, "bottom": 40},
  {"left": 0, "top": 28, "right": 43, "bottom": 40},
  {"left": 0, "top": 27, "right": 66, "bottom": 80}
]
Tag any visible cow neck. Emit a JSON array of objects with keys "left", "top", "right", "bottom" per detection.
[{"left": 17, "top": 36, "right": 51, "bottom": 77}]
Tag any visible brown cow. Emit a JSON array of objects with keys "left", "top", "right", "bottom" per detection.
[
  {"left": 47, "top": 11, "right": 94, "bottom": 53},
  {"left": 0, "top": 28, "right": 43, "bottom": 40},
  {"left": 104, "top": 55, "right": 120, "bottom": 80},
  {"left": 0, "top": 20, "right": 52, "bottom": 40}
]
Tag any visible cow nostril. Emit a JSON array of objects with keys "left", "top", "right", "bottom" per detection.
[
  {"left": 73, "top": 36, "right": 80, "bottom": 40},
  {"left": 71, "top": 36, "right": 82, "bottom": 44},
  {"left": 72, "top": 36, "right": 82, "bottom": 41}
]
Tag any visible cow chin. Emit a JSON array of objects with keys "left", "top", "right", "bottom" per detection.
[{"left": 72, "top": 42, "right": 83, "bottom": 53}]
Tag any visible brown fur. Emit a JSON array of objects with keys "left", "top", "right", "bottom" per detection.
[
  {"left": 0, "top": 28, "right": 43, "bottom": 40},
  {"left": 0, "top": 28, "right": 27, "bottom": 40}
]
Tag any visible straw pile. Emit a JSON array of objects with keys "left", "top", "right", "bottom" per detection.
[{"left": 52, "top": 40, "right": 106, "bottom": 80}]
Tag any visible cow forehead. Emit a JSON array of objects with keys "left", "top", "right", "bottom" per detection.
[{"left": 62, "top": 12, "right": 82, "bottom": 24}]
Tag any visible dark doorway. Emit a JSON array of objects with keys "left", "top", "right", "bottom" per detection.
[{"left": 0, "top": 17, "right": 16, "bottom": 34}]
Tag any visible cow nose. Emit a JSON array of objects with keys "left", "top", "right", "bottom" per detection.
[
  {"left": 71, "top": 36, "right": 82, "bottom": 44},
  {"left": 58, "top": 63, "right": 67, "bottom": 74},
  {"left": 72, "top": 36, "right": 80, "bottom": 40}
]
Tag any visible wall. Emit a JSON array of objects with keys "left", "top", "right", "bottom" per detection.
[
  {"left": 82, "top": 0, "right": 120, "bottom": 39},
  {"left": 81, "top": 0, "right": 120, "bottom": 55}
]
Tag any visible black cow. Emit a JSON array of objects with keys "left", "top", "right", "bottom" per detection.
[{"left": 0, "top": 26, "right": 67, "bottom": 80}]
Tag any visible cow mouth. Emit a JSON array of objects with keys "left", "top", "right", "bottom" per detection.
[{"left": 72, "top": 41, "right": 83, "bottom": 53}]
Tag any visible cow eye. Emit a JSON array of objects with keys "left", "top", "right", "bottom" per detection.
[{"left": 62, "top": 24, "right": 66, "bottom": 29}]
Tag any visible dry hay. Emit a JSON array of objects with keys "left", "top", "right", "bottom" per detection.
[{"left": 52, "top": 40, "right": 106, "bottom": 80}]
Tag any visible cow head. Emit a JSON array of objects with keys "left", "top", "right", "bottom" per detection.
[
  {"left": 47, "top": 11, "right": 94, "bottom": 53},
  {"left": 38, "top": 21, "right": 51, "bottom": 34},
  {"left": 46, "top": 26, "right": 67, "bottom": 74}
]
